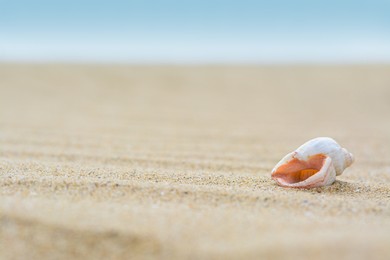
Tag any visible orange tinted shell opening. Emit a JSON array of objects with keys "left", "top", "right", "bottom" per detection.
[{"left": 272, "top": 154, "right": 326, "bottom": 184}]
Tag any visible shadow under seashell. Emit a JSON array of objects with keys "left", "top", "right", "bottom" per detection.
[{"left": 292, "top": 180, "right": 353, "bottom": 193}]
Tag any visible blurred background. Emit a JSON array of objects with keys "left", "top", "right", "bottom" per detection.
[{"left": 1, "top": 0, "right": 390, "bottom": 63}]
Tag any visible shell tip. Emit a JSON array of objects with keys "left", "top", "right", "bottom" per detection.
[{"left": 343, "top": 148, "right": 354, "bottom": 167}]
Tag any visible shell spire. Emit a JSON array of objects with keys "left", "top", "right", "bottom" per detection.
[{"left": 271, "top": 137, "right": 354, "bottom": 188}]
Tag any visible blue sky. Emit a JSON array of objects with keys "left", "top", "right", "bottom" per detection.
[{"left": 1, "top": 0, "right": 390, "bottom": 63}]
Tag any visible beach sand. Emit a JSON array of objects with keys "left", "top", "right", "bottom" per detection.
[{"left": 0, "top": 64, "right": 389, "bottom": 259}]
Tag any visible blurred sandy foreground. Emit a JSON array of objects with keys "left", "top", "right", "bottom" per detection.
[{"left": 0, "top": 64, "right": 389, "bottom": 259}]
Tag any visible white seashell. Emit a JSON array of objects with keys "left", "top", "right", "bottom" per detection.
[{"left": 271, "top": 137, "right": 354, "bottom": 188}]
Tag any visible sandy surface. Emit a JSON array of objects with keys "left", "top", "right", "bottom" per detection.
[{"left": 0, "top": 64, "right": 389, "bottom": 259}]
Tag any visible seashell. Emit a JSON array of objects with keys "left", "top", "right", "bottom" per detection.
[{"left": 271, "top": 137, "right": 354, "bottom": 188}]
